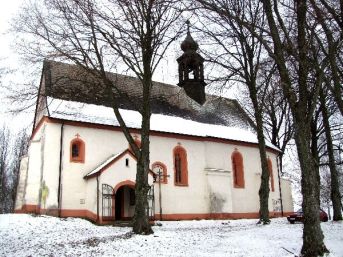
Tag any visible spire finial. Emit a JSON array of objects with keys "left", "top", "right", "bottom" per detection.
[{"left": 186, "top": 20, "right": 190, "bottom": 34}]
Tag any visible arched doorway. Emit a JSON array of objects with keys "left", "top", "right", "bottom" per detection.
[
  {"left": 115, "top": 185, "right": 135, "bottom": 220},
  {"left": 114, "top": 181, "right": 135, "bottom": 220}
]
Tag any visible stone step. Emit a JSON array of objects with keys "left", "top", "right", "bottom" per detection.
[{"left": 109, "top": 220, "right": 132, "bottom": 227}]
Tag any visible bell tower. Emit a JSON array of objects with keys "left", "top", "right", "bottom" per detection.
[{"left": 177, "top": 21, "right": 206, "bottom": 105}]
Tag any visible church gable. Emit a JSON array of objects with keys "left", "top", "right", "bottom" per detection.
[{"left": 84, "top": 149, "right": 155, "bottom": 182}]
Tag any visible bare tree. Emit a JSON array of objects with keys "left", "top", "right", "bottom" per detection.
[
  {"left": 13, "top": 0, "right": 183, "bottom": 234},
  {"left": 319, "top": 89, "right": 343, "bottom": 220},
  {"left": 194, "top": 0, "right": 330, "bottom": 255},
  {"left": 0, "top": 125, "right": 11, "bottom": 213},
  {"left": 309, "top": 0, "right": 343, "bottom": 116},
  {"left": 262, "top": 71, "right": 294, "bottom": 174},
  {"left": 10, "top": 129, "right": 29, "bottom": 212},
  {"left": 261, "top": 0, "right": 329, "bottom": 255},
  {"left": 195, "top": 0, "right": 274, "bottom": 224}
]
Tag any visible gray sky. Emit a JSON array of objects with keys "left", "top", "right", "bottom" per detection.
[
  {"left": 0, "top": 0, "right": 234, "bottom": 131},
  {"left": 0, "top": 0, "right": 23, "bottom": 65},
  {"left": 0, "top": 0, "right": 39, "bottom": 131}
]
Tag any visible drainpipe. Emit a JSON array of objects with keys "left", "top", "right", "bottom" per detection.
[
  {"left": 276, "top": 153, "right": 284, "bottom": 216},
  {"left": 96, "top": 176, "right": 99, "bottom": 223},
  {"left": 158, "top": 172, "right": 162, "bottom": 221},
  {"left": 57, "top": 123, "right": 64, "bottom": 217}
]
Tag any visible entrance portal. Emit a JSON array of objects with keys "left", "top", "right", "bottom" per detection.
[{"left": 114, "top": 185, "right": 135, "bottom": 220}]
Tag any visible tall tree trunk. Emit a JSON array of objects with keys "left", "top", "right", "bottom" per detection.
[
  {"left": 296, "top": 0, "right": 328, "bottom": 254},
  {"left": 310, "top": 114, "right": 321, "bottom": 207},
  {"left": 132, "top": 97, "right": 153, "bottom": 234},
  {"left": 249, "top": 85, "right": 270, "bottom": 224},
  {"left": 295, "top": 118, "right": 328, "bottom": 256},
  {"left": 132, "top": 40, "right": 153, "bottom": 233},
  {"left": 320, "top": 91, "right": 343, "bottom": 221},
  {"left": 261, "top": 0, "right": 329, "bottom": 255}
]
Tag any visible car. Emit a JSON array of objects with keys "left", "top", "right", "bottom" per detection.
[{"left": 287, "top": 208, "right": 329, "bottom": 224}]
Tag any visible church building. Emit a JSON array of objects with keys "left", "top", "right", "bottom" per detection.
[{"left": 14, "top": 29, "right": 293, "bottom": 223}]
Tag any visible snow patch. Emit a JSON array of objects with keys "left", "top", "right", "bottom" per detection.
[{"left": 0, "top": 214, "right": 342, "bottom": 257}]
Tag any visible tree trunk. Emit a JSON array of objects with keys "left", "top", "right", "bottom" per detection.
[
  {"left": 261, "top": 0, "right": 329, "bottom": 255},
  {"left": 320, "top": 91, "right": 343, "bottom": 221},
  {"left": 133, "top": 153, "right": 153, "bottom": 234},
  {"left": 132, "top": 117, "right": 153, "bottom": 234},
  {"left": 132, "top": 47, "right": 153, "bottom": 233},
  {"left": 249, "top": 86, "right": 270, "bottom": 224},
  {"left": 295, "top": 118, "right": 329, "bottom": 257}
]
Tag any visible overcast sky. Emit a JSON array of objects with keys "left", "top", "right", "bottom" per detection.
[
  {"left": 0, "top": 1, "right": 235, "bottom": 131},
  {"left": 0, "top": 0, "right": 23, "bottom": 64},
  {"left": 0, "top": 0, "right": 34, "bottom": 131}
]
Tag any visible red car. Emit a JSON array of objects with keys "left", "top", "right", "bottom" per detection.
[{"left": 287, "top": 209, "right": 328, "bottom": 224}]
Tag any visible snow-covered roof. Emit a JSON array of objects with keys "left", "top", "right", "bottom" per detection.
[
  {"left": 40, "top": 60, "right": 255, "bottom": 129},
  {"left": 46, "top": 97, "right": 279, "bottom": 151}
]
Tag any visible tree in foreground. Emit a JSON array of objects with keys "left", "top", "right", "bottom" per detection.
[
  {"left": 194, "top": 0, "right": 330, "bottom": 255},
  {"left": 261, "top": 0, "right": 329, "bottom": 255},
  {"left": 319, "top": 89, "right": 343, "bottom": 221},
  {"left": 195, "top": 0, "right": 273, "bottom": 224},
  {"left": 13, "top": 0, "right": 182, "bottom": 234}
]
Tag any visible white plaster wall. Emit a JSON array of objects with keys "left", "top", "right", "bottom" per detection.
[
  {"left": 206, "top": 169, "right": 233, "bottom": 213},
  {"left": 26, "top": 119, "right": 293, "bottom": 217},
  {"left": 204, "top": 142, "right": 260, "bottom": 213},
  {"left": 99, "top": 153, "right": 138, "bottom": 185},
  {"left": 85, "top": 178, "right": 97, "bottom": 214},
  {"left": 23, "top": 121, "right": 47, "bottom": 207},
  {"left": 24, "top": 138, "right": 43, "bottom": 205},
  {"left": 60, "top": 126, "right": 129, "bottom": 210},
  {"left": 281, "top": 178, "right": 294, "bottom": 212},
  {"left": 42, "top": 123, "right": 63, "bottom": 209},
  {"left": 150, "top": 137, "right": 209, "bottom": 214},
  {"left": 267, "top": 155, "right": 284, "bottom": 213},
  {"left": 15, "top": 156, "right": 28, "bottom": 210}
]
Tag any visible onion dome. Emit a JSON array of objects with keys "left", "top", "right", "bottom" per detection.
[{"left": 180, "top": 20, "right": 198, "bottom": 52}]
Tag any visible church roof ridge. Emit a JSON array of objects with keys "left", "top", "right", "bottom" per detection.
[{"left": 40, "top": 60, "right": 255, "bottom": 130}]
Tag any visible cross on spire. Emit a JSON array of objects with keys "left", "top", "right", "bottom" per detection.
[{"left": 186, "top": 20, "right": 190, "bottom": 34}]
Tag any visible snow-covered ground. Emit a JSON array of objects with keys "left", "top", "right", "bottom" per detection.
[{"left": 0, "top": 214, "right": 342, "bottom": 257}]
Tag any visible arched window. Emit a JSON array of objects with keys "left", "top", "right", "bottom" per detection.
[
  {"left": 173, "top": 145, "right": 188, "bottom": 186},
  {"left": 70, "top": 138, "right": 85, "bottom": 163},
  {"left": 267, "top": 157, "right": 275, "bottom": 192},
  {"left": 232, "top": 150, "right": 244, "bottom": 188},
  {"left": 152, "top": 162, "right": 168, "bottom": 184}
]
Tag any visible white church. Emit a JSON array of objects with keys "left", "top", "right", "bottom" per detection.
[{"left": 15, "top": 31, "right": 293, "bottom": 224}]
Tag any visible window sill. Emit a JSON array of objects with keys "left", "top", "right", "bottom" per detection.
[
  {"left": 70, "top": 159, "right": 85, "bottom": 163},
  {"left": 175, "top": 183, "right": 188, "bottom": 187}
]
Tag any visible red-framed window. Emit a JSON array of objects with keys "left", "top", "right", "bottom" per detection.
[
  {"left": 173, "top": 146, "right": 188, "bottom": 186},
  {"left": 232, "top": 150, "right": 245, "bottom": 188},
  {"left": 70, "top": 138, "right": 85, "bottom": 163}
]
